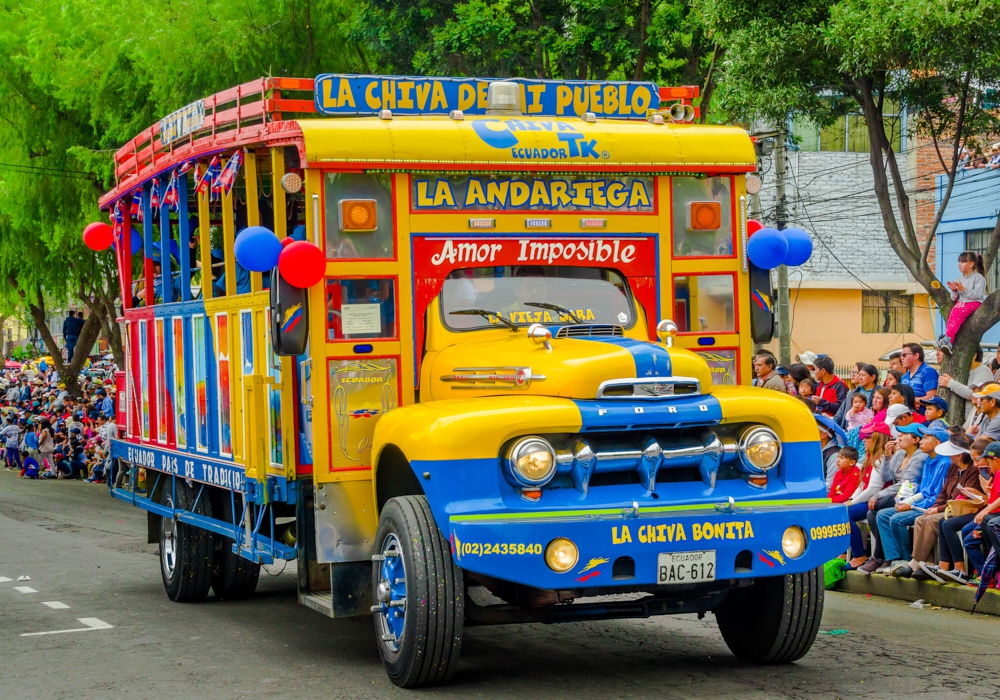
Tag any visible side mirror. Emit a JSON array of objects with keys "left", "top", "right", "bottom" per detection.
[
  {"left": 269, "top": 268, "right": 309, "bottom": 356},
  {"left": 656, "top": 319, "right": 678, "bottom": 347}
]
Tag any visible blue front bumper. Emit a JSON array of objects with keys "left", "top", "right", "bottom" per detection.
[{"left": 449, "top": 502, "right": 849, "bottom": 589}]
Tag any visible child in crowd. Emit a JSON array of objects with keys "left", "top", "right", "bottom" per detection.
[
  {"left": 20, "top": 455, "right": 40, "bottom": 479},
  {"left": 939, "top": 251, "right": 987, "bottom": 355},
  {"left": 845, "top": 394, "right": 873, "bottom": 430},
  {"left": 798, "top": 378, "right": 816, "bottom": 412},
  {"left": 829, "top": 447, "right": 861, "bottom": 504}
]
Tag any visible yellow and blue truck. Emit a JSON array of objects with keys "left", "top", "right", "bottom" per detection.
[{"left": 97, "top": 75, "right": 849, "bottom": 687}]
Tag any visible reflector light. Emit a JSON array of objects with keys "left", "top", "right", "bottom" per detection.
[
  {"left": 339, "top": 199, "right": 378, "bottom": 231},
  {"left": 525, "top": 218, "right": 551, "bottom": 229},
  {"left": 468, "top": 218, "right": 496, "bottom": 229},
  {"left": 687, "top": 201, "right": 722, "bottom": 230},
  {"left": 580, "top": 218, "right": 606, "bottom": 229}
]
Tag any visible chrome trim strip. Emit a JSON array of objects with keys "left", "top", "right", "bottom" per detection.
[{"left": 595, "top": 376, "right": 702, "bottom": 400}]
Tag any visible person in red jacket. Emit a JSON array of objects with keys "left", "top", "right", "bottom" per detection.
[
  {"left": 811, "top": 356, "right": 848, "bottom": 417},
  {"left": 829, "top": 446, "right": 861, "bottom": 503}
]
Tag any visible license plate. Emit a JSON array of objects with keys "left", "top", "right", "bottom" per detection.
[{"left": 657, "top": 550, "right": 716, "bottom": 585}]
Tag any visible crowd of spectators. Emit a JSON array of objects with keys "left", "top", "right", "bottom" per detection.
[
  {"left": 1, "top": 358, "right": 117, "bottom": 483},
  {"left": 754, "top": 339, "right": 1000, "bottom": 588}
]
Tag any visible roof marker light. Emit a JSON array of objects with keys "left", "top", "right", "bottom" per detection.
[
  {"left": 648, "top": 114, "right": 665, "bottom": 125},
  {"left": 378, "top": 109, "right": 392, "bottom": 120},
  {"left": 581, "top": 112, "right": 597, "bottom": 123},
  {"left": 525, "top": 218, "right": 551, "bottom": 229},
  {"left": 468, "top": 218, "right": 496, "bottom": 229},
  {"left": 580, "top": 218, "right": 606, "bottom": 229},
  {"left": 449, "top": 110, "right": 464, "bottom": 121}
]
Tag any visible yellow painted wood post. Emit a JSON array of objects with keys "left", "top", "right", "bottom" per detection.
[
  {"left": 246, "top": 151, "right": 263, "bottom": 294},
  {"left": 271, "top": 148, "right": 287, "bottom": 240},
  {"left": 197, "top": 167, "right": 212, "bottom": 300},
  {"left": 222, "top": 188, "right": 236, "bottom": 297}
]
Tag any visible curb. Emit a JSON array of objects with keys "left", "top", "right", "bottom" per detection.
[{"left": 836, "top": 570, "right": 1000, "bottom": 614}]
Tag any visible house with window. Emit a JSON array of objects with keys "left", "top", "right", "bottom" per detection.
[
  {"left": 754, "top": 108, "right": 935, "bottom": 366},
  {"left": 934, "top": 165, "right": 1000, "bottom": 341}
]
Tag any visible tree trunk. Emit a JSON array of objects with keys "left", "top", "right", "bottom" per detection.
[{"left": 633, "top": 0, "right": 650, "bottom": 81}]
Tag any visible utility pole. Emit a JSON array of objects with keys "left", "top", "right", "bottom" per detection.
[{"left": 774, "top": 128, "right": 791, "bottom": 366}]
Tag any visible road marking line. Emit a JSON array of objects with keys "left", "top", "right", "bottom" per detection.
[
  {"left": 42, "top": 601, "right": 70, "bottom": 609},
  {"left": 20, "top": 618, "right": 113, "bottom": 637},
  {"left": 14, "top": 586, "right": 37, "bottom": 593},
  {"left": 0, "top": 577, "right": 12, "bottom": 582}
]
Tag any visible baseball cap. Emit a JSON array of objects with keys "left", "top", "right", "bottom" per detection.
[
  {"left": 776, "top": 366, "right": 789, "bottom": 376},
  {"left": 859, "top": 421, "right": 891, "bottom": 438},
  {"left": 984, "top": 441, "right": 1000, "bottom": 459},
  {"left": 936, "top": 437, "right": 971, "bottom": 456},
  {"left": 916, "top": 424, "right": 950, "bottom": 442},
  {"left": 896, "top": 423, "right": 923, "bottom": 436},
  {"left": 885, "top": 404, "right": 912, "bottom": 425},
  {"left": 924, "top": 396, "right": 949, "bottom": 412},
  {"left": 797, "top": 351, "right": 819, "bottom": 366},
  {"left": 973, "top": 382, "right": 1000, "bottom": 399}
]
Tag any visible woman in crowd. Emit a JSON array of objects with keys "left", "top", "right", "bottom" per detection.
[
  {"left": 884, "top": 370, "right": 903, "bottom": 389},
  {"left": 846, "top": 422, "right": 891, "bottom": 569}
]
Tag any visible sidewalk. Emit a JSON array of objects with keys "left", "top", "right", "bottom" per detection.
[{"left": 837, "top": 570, "right": 1000, "bottom": 614}]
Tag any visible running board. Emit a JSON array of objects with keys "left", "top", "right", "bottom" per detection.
[{"left": 299, "top": 562, "right": 372, "bottom": 618}]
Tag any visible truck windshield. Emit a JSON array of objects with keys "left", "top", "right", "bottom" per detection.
[{"left": 441, "top": 266, "right": 635, "bottom": 330}]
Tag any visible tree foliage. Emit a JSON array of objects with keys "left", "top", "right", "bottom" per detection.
[{"left": 699, "top": 0, "right": 1000, "bottom": 419}]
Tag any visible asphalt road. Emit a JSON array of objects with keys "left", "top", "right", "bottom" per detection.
[{"left": 2, "top": 470, "right": 999, "bottom": 700}]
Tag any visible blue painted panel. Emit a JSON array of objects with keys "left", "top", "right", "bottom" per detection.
[
  {"left": 448, "top": 504, "right": 848, "bottom": 588},
  {"left": 936, "top": 169, "right": 1000, "bottom": 235},
  {"left": 576, "top": 336, "right": 672, "bottom": 377},
  {"left": 112, "top": 439, "right": 244, "bottom": 490}
]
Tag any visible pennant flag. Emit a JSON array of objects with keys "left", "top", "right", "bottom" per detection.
[
  {"left": 163, "top": 170, "right": 180, "bottom": 211},
  {"left": 150, "top": 179, "right": 161, "bottom": 210},
  {"left": 195, "top": 155, "right": 221, "bottom": 196},
  {"left": 177, "top": 159, "right": 195, "bottom": 176},
  {"left": 217, "top": 150, "right": 244, "bottom": 196},
  {"left": 130, "top": 190, "right": 143, "bottom": 222}
]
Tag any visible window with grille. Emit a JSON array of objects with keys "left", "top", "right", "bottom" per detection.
[
  {"left": 964, "top": 230, "right": 999, "bottom": 293},
  {"left": 862, "top": 290, "right": 913, "bottom": 333}
]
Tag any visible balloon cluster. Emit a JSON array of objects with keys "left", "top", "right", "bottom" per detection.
[
  {"left": 745, "top": 219, "right": 813, "bottom": 269},
  {"left": 234, "top": 226, "right": 324, "bottom": 288}
]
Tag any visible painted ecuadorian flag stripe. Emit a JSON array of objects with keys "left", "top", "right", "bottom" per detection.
[{"left": 575, "top": 336, "right": 671, "bottom": 378}]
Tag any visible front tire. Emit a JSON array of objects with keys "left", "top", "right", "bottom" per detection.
[
  {"left": 714, "top": 567, "right": 824, "bottom": 664},
  {"left": 160, "top": 483, "right": 215, "bottom": 603},
  {"left": 372, "top": 496, "right": 464, "bottom": 688}
]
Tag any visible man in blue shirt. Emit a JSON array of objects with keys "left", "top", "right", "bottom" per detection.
[
  {"left": 877, "top": 424, "right": 950, "bottom": 574},
  {"left": 96, "top": 388, "right": 115, "bottom": 418},
  {"left": 899, "top": 342, "right": 938, "bottom": 411}
]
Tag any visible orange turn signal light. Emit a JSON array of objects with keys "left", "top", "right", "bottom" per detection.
[
  {"left": 339, "top": 199, "right": 378, "bottom": 231},
  {"left": 687, "top": 201, "right": 722, "bottom": 230}
]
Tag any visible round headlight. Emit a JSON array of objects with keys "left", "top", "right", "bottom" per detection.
[
  {"left": 740, "top": 427, "right": 781, "bottom": 472},
  {"left": 505, "top": 436, "right": 556, "bottom": 486},
  {"left": 545, "top": 537, "right": 579, "bottom": 573},
  {"left": 781, "top": 526, "right": 806, "bottom": 559}
]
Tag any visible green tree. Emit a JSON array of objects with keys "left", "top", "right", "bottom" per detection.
[
  {"left": 352, "top": 0, "right": 725, "bottom": 120},
  {"left": 699, "top": 0, "right": 1000, "bottom": 421}
]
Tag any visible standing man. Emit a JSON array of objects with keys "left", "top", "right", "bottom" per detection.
[
  {"left": 754, "top": 354, "right": 787, "bottom": 393},
  {"left": 900, "top": 342, "right": 938, "bottom": 410},
  {"left": 63, "top": 311, "right": 85, "bottom": 361},
  {"left": 96, "top": 388, "right": 115, "bottom": 419},
  {"left": 811, "top": 357, "right": 847, "bottom": 417},
  {"left": 939, "top": 345, "right": 992, "bottom": 420}
]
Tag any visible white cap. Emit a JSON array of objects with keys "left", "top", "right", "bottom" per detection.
[
  {"left": 885, "top": 404, "right": 912, "bottom": 425},
  {"left": 936, "top": 440, "right": 971, "bottom": 457},
  {"left": 796, "top": 351, "right": 818, "bottom": 367}
]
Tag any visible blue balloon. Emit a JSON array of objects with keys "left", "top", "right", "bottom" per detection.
[
  {"left": 111, "top": 229, "right": 142, "bottom": 255},
  {"left": 747, "top": 227, "right": 788, "bottom": 269},
  {"left": 234, "top": 226, "right": 281, "bottom": 272},
  {"left": 782, "top": 227, "right": 813, "bottom": 267}
]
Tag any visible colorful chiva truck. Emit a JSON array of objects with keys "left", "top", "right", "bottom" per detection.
[{"left": 97, "top": 75, "right": 849, "bottom": 687}]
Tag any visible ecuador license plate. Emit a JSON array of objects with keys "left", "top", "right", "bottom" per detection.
[{"left": 657, "top": 550, "right": 716, "bottom": 585}]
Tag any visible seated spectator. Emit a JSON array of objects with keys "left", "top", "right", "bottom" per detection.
[
  {"left": 785, "top": 363, "right": 811, "bottom": 396},
  {"left": 829, "top": 447, "right": 861, "bottom": 503},
  {"left": 845, "top": 393, "right": 874, "bottom": 430},
  {"left": 869, "top": 387, "right": 890, "bottom": 423},
  {"left": 923, "top": 396, "right": 949, "bottom": 430},
  {"left": 885, "top": 403, "right": 915, "bottom": 438},
  {"left": 939, "top": 345, "right": 991, "bottom": 421},
  {"left": 798, "top": 378, "right": 817, "bottom": 411},
  {"left": 754, "top": 353, "right": 786, "bottom": 392},
  {"left": 836, "top": 363, "right": 879, "bottom": 427},
  {"left": 20, "top": 455, "right": 40, "bottom": 479},
  {"left": 961, "top": 440, "right": 1000, "bottom": 581},
  {"left": 971, "top": 383, "right": 1000, "bottom": 439},
  {"left": 847, "top": 423, "right": 891, "bottom": 568},
  {"left": 859, "top": 424, "right": 929, "bottom": 574},
  {"left": 895, "top": 432, "right": 979, "bottom": 579},
  {"left": 878, "top": 424, "right": 950, "bottom": 576},
  {"left": 884, "top": 369, "right": 902, "bottom": 389}
]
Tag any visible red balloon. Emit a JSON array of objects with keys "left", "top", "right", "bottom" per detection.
[
  {"left": 278, "top": 241, "right": 325, "bottom": 288},
  {"left": 83, "top": 222, "right": 113, "bottom": 251},
  {"left": 746, "top": 219, "right": 764, "bottom": 238}
]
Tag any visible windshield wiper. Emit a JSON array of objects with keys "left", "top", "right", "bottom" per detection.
[
  {"left": 524, "top": 302, "right": 582, "bottom": 324},
  {"left": 448, "top": 308, "right": 519, "bottom": 330}
]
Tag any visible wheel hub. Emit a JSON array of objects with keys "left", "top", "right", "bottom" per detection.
[
  {"left": 374, "top": 533, "right": 407, "bottom": 652},
  {"left": 161, "top": 512, "right": 177, "bottom": 580}
]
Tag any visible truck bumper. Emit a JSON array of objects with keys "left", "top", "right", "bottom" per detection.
[{"left": 449, "top": 502, "right": 848, "bottom": 589}]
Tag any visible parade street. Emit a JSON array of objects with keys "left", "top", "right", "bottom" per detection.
[{"left": 0, "top": 470, "right": 996, "bottom": 700}]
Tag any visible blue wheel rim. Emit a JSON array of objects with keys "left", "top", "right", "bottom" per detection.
[{"left": 375, "top": 533, "right": 407, "bottom": 652}]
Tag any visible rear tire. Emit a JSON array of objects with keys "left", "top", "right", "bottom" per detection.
[
  {"left": 159, "top": 483, "right": 215, "bottom": 603},
  {"left": 714, "top": 567, "right": 824, "bottom": 664},
  {"left": 211, "top": 494, "right": 260, "bottom": 600},
  {"left": 372, "top": 496, "right": 464, "bottom": 687}
]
